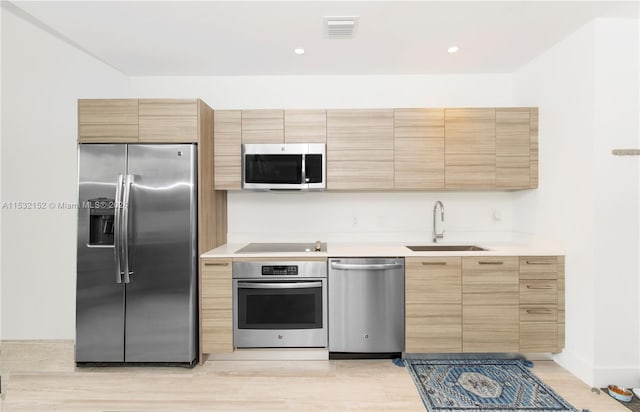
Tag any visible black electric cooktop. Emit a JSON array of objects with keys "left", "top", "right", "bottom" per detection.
[{"left": 234, "top": 242, "right": 327, "bottom": 253}]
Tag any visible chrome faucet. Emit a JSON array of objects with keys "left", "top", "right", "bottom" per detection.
[{"left": 433, "top": 200, "right": 445, "bottom": 243}]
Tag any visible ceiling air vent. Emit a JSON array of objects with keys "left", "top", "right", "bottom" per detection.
[{"left": 324, "top": 16, "right": 358, "bottom": 38}]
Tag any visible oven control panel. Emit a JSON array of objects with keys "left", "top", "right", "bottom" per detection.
[{"left": 262, "top": 265, "right": 298, "bottom": 276}]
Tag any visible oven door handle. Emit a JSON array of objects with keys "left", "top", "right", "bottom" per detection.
[{"left": 238, "top": 281, "right": 323, "bottom": 289}]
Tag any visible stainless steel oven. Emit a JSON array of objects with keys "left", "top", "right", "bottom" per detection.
[{"left": 232, "top": 261, "right": 327, "bottom": 348}]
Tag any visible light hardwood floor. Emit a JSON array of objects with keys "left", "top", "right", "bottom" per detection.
[{"left": 0, "top": 341, "right": 629, "bottom": 412}]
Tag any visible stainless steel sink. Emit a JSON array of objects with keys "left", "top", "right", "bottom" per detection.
[{"left": 406, "top": 245, "right": 487, "bottom": 252}]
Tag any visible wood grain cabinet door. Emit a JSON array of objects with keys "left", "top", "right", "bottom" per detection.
[
  {"left": 214, "top": 110, "right": 242, "bottom": 190},
  {"left": 445, "top": 108, "right": 496, "bottom": 189},
  {"left": 284, "top": 110, "right": 326, "bottom": 143},
  {"left": 394, "top": 109, "right": 445, "bottom": 190},
  {"left": 495, "top": 108, "right": 530, "bottom": 189},
  {"left": 200, "top": 258, "right": 233, "bottom": 355},
  {"left": 326, "top": 109, "right": 394, "bottom": 190},
  {"left": 405, "top": 257, "right": 462, "bottom": 352},
  {"left": 138, "top": 99, "right": 198, "bottom": 143},
  {"left": 78, "top": 99, "right": 139, "bottom": 143},
  {"left": 242, "top": 110, "right": 284, "bottom": 144},
  {"left": 462, "top": 256, "right": 519, "bottom": 352}
]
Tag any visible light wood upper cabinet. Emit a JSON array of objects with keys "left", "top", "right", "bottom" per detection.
[
  {"left": 495, "top": 108, "right": 530, "bottom": 189},
  {"left": 284, "top": 110, "right": 326, "bottom": 143},
  {"left": 78, "top": 99, "right": 138, "bottom": 143},
  {"left": 200, "top": 258, "right": 233, "bottom": 356},
  {"left": 138, "top": 99, "right": 198, "bottom": 143},
  {"left": 462, "top": 256, "right": 519, "bottom": 352},
  {"left": 529, "top": 108, "right": 539, "bottom": 188},
  {"left": 214, "top": 110, "right": 242, "bottom": 190},
  {"left": 394, "top": 109, "right": 445, "bottom": 190},
  {"left": 445, "top": 108, "right": 496, "bottom": 189},
  {"left": 241, "top": 110, "right": 284, "bottom": 144},
  {"left": 326, "top": 109, "right": 394, "bottom": 190},
  {"left": 405, "top": 257, "right": 462, "bottom": 352}
]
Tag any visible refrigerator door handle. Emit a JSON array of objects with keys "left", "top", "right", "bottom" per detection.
[
  {"left": 121, "top": 174, "right": 134, "bottom": 283},
  {"left": 114, "top": 174, "right": 125, "bottom": 284}
]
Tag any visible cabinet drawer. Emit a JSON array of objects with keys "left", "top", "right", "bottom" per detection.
[
  {"left": 519, "top": 256, "right": 557, "bottom": 279},
  {"left": 520, "top": 280, "right": 557, "bottom": 305},
  {"left": 520, "top": 322, "right": 557, "bottom": 352},
  {"left": 520, "top": 305, "right": 557, "bottom": 322}
]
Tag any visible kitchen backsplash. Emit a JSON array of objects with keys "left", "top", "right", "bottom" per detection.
[{"left": 227, "top": 191, "right": 515, "bottom": 243}]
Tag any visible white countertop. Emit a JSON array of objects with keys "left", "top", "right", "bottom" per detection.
[{"left": 201, "top": 241, "right": 564, "bottom": 259}]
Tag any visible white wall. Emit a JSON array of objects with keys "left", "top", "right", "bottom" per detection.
[
  {"left": 592, "top": 18, "right": 639, "bottom": 387},
  {"left": 0, "top": 5, "right": 4, "bottom": 341},
  {"left": 227, "top": 192, "right": 513, "bottom": 244},
  {"left": 513, "top": 18, "right": 639, "bottom": 387},
  {"left": 131, "top": 74, "right": 516, "bottom": 243},
  {"left": 130, "top": 74, "right": 513, "bottom": 109},
  {"left": 1, "top": 7, "right": 130, "bottom": 339}
]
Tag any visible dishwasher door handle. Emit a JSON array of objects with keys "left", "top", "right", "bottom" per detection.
[{"left": 330, "top": 262, "right": 403, "bottom": 271}]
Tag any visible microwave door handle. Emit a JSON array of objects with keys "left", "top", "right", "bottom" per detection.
[
  {"left": 238, "top": 282, "right": 323, "bottom": 289},
  {"left": 301, "top": 153, "right": 307, "bottom": 184}
]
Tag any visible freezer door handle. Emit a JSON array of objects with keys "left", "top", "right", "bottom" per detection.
[
  {"left": 121, "top": 174, "right": 133, "bottom": 284},
  {"left": 330, "top": 262, "right": 403, "bottom": 271},
  {"left": 114, "top": 174, "right": 125, "bottom": 284}
]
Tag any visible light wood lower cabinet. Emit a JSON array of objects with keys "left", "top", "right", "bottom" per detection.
[
  {"left": 462, "top": 256, "right": 519, "bottom": 352},
  {"left": 404, "top": 255, "right": 564, "bottom": 354},
  {"left": 405, "top": 257, "right": 462, "bottom": 352},
  {"left": 519, "top": 256, "right": 562, "bottom": 352},
  {"left": 200, "top": 258, "right": 233, "bottom": 357}
]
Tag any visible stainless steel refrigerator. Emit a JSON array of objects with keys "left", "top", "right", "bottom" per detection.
[{"left": 76, "top": 144, "right": 197, "bottom": 365}]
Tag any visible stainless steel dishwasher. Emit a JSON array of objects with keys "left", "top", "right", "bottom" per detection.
[{"left": 328, "top": 258, "right": 405, "bottom": 354}]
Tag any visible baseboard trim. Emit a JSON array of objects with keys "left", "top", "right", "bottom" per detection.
[
  {"left": 592, "top": 366, "right": 640, "bottom": 388},
  {"left": 554, "top": 350, "right": 595, "bottom": 386}
]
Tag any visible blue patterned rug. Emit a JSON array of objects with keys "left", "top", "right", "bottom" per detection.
[{"left": 405, "top": 359, "right": 580, "bottom": 412}]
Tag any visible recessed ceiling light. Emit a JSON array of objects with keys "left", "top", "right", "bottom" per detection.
[
  {"left": 448, "top": 46, "right": 460, "bottom": 54},
  {"left": 294, "top": 48, "right": 305, "bottom": 55}
]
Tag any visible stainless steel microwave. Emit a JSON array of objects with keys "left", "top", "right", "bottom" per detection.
[{"left": 241, "top": 143, "right": 326, "bottom": 191}]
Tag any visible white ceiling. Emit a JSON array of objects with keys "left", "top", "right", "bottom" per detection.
[{"left": 7, "top": 1, "right": 639, "bottom": 76}]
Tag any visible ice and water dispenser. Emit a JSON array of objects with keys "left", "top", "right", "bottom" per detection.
[{"left": 88, "top": 197, "right": 114, "bottom": 245}]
